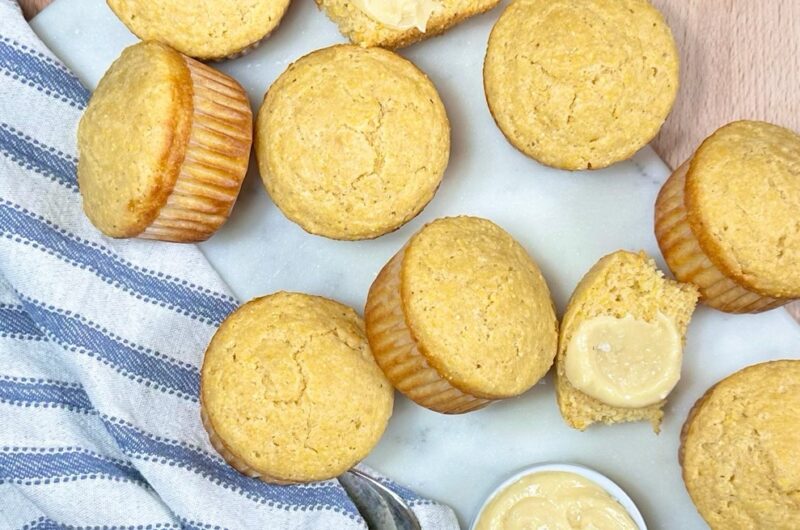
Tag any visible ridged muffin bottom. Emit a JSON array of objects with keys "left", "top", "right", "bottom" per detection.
[
  {"left": 365, "top": 249, "right": 491, "bottom": 414},
  {"left": 655, "top": 161, "right": 788, "bottom": 313},
  {"left": 141, "top": 56, "right": 252, "bottom": 242}
]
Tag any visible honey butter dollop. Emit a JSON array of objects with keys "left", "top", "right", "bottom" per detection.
[
  {"left": 565, "top": 313, "right": 682, "bottom": 408},
  {"left": 475, "top": 471, "right": 638, "bottom": 530},
  {"left": 351, "top": 0, "right": 436, "bottom": 31}
]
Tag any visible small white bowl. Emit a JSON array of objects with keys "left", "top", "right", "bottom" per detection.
[{"left": 470, "top": 462, "right": 648, "bottom": 530}]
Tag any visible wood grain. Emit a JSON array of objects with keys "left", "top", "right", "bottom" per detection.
[
  {"left": 650, "top": 1, "right": 800, "bottom": 324},
  {"left": 650, "top": 1, "right": 800, "bottom": 168},
  {"left": 19, "top": 0, "right": 53, "bottom": 19}
]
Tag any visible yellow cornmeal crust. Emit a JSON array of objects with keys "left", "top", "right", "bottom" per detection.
[
  {"left": 656, "top": 162, "right": 788, "bottom": 313},
  {"left": 365, "top": 216, "right": 558, "bottom": 413},
  {"left": 77, "top": 41, "right": 252, "bottom": 242},
  {"left": 315, "top": 0, "right": 500, "bottom": 49},
  {"left": 200, "top": 292, "right": 394, "bottom": 484},
  {"left": 107, "top": 0, "right": 291, "bottom": 60},
  {"left": 256, "top": 45, "right": 450, "bottom": 240},
  {"left": 556, "top": 251, "right": 698, "bottom": 431},
  {"left": 656, "top": 121, "right": 800, "bottom": 313},
  {"left": 483, "top": 0, "right": 679, "bottom": 170},
  {"left": 680, "top": 360, "right": 800, "bottom": 530}
]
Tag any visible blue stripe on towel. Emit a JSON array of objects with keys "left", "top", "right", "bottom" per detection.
[
  {"left": 0, "top": 447, "right": 147, "bottom": 486},
  {"left": 178, "top": 519, "right": 232, "bottom": 530},
  {"left": 0, "top": 37, "right": 88, "bottom": 108},
  {"left": 0, "top": 123, "right": 78, "bottom": 191},
  {"left": 19, "top": 297, "right": 200, "bottom": 401},
  {"left": 21, "top": 516, "right": 184, "bottom": 530},
  {"left": 0, "top": 201, "right": 238, "bottom": 325},
  {"left": 0, "top": 376, "right": 93, "bottom": 413},
  {"left": 0, "top": 304, "right": 42, "bottom": 339},
  {"left": 0, "top": 377, "right": 350, "bottom": 504},
  {"left": 103, "top": 417, "right": 361, "bottom": 517}
]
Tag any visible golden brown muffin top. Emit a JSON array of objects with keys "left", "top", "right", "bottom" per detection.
[
  {"left": 401, "top": 216, "right": 558, "bottom": 398},
  {"left": 686, "top": 121, "right": 800, "bottom": 298},
  {"left": 256, "top": 45, "right": 450, "bottom": 240},
  {"left": 77, "top": 41, "right": 192, "bottom": 238},
  {"left": 680, "top": 360, "right": 800, "bottom": 530},
  {"left": 483, "top": 0, "right": 678, "bottom": 170},
  {"left": 201, "top": 292, "right": 394, "bottom": 483},
  {"left": 107, "top": 0, "right": 290, "bottom": 60}
]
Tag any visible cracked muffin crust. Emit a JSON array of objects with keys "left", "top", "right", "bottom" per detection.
[
  {"left": 77, "top": 41, "right": 252, "bottom": 242},
  {"left": 255, "top": 44, "right": 450, "bottom": 240},
  {"left": 200, "top": 292, "right": 393, "bottom": 483},
  {"left": 107, "top": 0, "right": 291, "bottom": 60},
  {"left": 365, "top": 216, "right": 558, "bottom": 413},
  {"left": 680, "top": 360, "right": 800, "bottom": 529},
  {"left": 483, "top": 0, "right": 678, "bottom": 170},
  {"left": 656, "top": 121, "right": 800, "bottom": 313}
]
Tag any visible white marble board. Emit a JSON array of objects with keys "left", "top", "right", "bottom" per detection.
[{"left": 30, "top": 1, "right": 800, "bottom": 528}]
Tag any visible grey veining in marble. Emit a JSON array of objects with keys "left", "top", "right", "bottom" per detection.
[{"left": 32, "top": 1, "right": 800, "bottom": 528}]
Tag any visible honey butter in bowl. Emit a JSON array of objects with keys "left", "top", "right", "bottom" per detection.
[{"left": 471, "top": 463, "right": 646, "bottom": 530}]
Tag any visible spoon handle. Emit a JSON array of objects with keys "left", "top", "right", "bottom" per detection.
[{"left": 339, "top": 468, "right": 422, "bottom": 530}]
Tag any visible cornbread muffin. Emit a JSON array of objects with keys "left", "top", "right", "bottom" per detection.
[
  {"left": 316, "top": 0, "right": 500, "bottom": 48},
  {"left": 77, "top": 41, "right": 252, "bottom": 242},
  {"left": 680, "top": 360, "right": 800, "bottom": 529},
  {"left": 483, "top": 0, "right": 679, "bottom": 170},
  {"left": 201, "top": 292, "right": 393, "bottom": 484},
  {"left": 365, "top": 216, "right": 558, "bottom": 414},
  {"left": 256, "top": 45, "right": 450, "bottom": 240},
  {"left": 556, "top": 251, "right": 698, "bottom": 431},
  {"left": 107, "top": 1, "right": 291, "bottom": 60},
  {"left": 656, "top": 121, "right": 800, "bottom": 313}
]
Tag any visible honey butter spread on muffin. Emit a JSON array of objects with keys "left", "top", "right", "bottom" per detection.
[
  {"left": 656, "top": 120, "right": 800, "bottom": 313},
  {"left": 316, "top": 0, "right": 500, "bottom": 48},
  {"left": 107, "top": 0, "right": 291, "bottom": 60},
  {"left": 680, "top": 360, "right": 800, "bottom": 530},
  {"left": 484, "top": 0, "right": 679, "bottom": 170},
  {"left": 77, "top": 41, "right": 252, "bottom": 242},
  {"left": 256, "top": 45, "right": 450, "bottom": 240},
  {"left": 556, "top": 251, "right": 698, "bottom": 431},
  {"left": 366, "top": 216, "right": 558, "bottom": 413},
  {"left": 201, "top": 292, "right": 393, "bottom": 484}
]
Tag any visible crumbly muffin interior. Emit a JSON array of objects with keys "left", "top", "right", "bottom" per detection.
[{"left": 556, "top": 250, "right": 698, "bottom": 430}]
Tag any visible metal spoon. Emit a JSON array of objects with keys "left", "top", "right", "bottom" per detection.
[{"left": 339, "top": 468, "right": 422, "bottom": 530}]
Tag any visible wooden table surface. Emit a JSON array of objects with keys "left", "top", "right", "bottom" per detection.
[{"left": 650, "top": 1, "right": 800, "bottom": 169}]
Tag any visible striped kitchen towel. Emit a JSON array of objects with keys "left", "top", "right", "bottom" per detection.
[{"left": 0, "top": 1, "right": 459, "bottom": 528}]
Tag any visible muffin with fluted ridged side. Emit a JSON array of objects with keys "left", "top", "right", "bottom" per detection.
[
  {"left": 77, "top": 41, "right": 252, "bottom": 242},
  {"left": 655, "top": 120, "right": 800, "bottom": 313},
  {"left": 680, "top": 360, "right": 800, "bottom": 529},
  {"left": 484, "top": 0, "right": 678, "bottom": 170},
  {"left": 256, "top": 45, "right": 449, "bottom": 241},
  {"left": 365, "top": 216, "right": 558, "bottom": 414},
  {"left": 201, "top": 292, "right": 393, "bottom": 484},
  {"left": 107, "top": 0, "right": 291, "bottom": 60}
]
